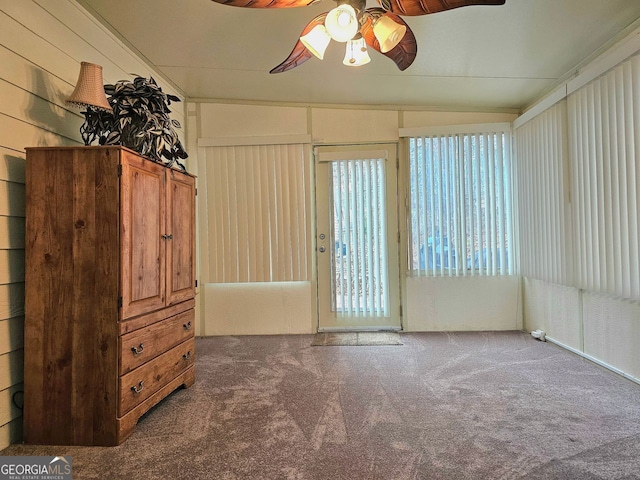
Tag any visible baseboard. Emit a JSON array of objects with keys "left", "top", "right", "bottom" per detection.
[{"left": 545, "top": 335, "right": 640, "bottom": 386}]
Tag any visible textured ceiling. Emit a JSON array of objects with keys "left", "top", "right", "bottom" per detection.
[{"left": 78, "top": 0, "right": 640, "bottom": 110}]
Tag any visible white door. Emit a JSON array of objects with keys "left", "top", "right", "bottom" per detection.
[{"left": 316, "top": 145, "right": 401, "bottom": 331}]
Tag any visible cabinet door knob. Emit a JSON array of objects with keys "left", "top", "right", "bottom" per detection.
[
  {"left": 182, "top": 351, "right": 192, "bottom": 360},
  {"left": 131, "top": 381, "right": 144, "bottom": 394},
  {"left": 183, "top": 321, "right": 192, "bottom": 331},
  {"left": 131, "top": 343, "right": 144, "bottom": 355}
]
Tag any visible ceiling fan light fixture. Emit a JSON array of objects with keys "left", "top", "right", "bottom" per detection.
[
  {"left": 343, "top": 36, "right": 370, "bottom": 67},
  {"left": 300, "top": 24, "right": 332, "bottom": 59},
  {"left": 373, "top": 16, "right": 407, "bottom": 53},
  {"left": 325, "top": 4, "right": 358, "bottom": 42}
]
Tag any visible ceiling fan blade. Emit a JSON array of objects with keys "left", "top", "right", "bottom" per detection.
[
  {"left": 362, "top": 10, "right": 417, "bottom": 71},
  {"left": 270, "top": 13, "right": 328, "bottom": 74},
  {"left": 379, "top": 0, "right": 505, "bottom": 17},
  {"left": 211, "top": 0, "right": 321, "bottom": 8}
]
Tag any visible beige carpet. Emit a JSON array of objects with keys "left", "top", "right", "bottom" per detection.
[
  {"left": 4, "top": 332, "right": 640, "bottom": 479},
  {"left": 311, "top": 331, "right": 403, "bottom": 346}
]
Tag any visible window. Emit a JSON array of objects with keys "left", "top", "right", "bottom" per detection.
[
  {"left": 329, "top": 158, "right": 389, "bottom": 316},
  {"left": 406, "top": 125, "right": 515, "bottom": 277}
]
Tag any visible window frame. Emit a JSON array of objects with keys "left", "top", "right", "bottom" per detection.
[{"left": 400, "top": 123, "right": 516, "bottom": 277}]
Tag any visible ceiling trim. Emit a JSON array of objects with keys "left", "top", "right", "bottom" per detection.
[
  {"left": 188, "top": 97, "right": 521, "bottom": 115},
  {"left": 198, "top": 134, "right": 312, "bottom": 147},
  {"left": 515, "top": 24, "right": 640, "bottom": 128},
  {"left": 399, "top": 122, "right": 512, "bottom": 137}
]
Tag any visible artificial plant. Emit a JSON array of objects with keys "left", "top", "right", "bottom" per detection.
[{"left": 84, "top": 75, "right": 188, "bottom": 170}]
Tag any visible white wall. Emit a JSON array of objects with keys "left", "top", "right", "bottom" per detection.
[
  {"left": 0, "top": 0, "right": 186, "bottom": 450},
  {"left": 523, "top": 279, "right": 640, "bottom": 382},
  {"left": 201, "top": 283, "right": 314, "bottom": 335},
  {"left": 192, "top": 102, "right": 518, "bottom": 336},
  {"left": 406, "top": 276, "right": 522, "bottom": 331}
]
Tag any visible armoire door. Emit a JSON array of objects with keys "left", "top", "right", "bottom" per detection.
[
  {"left": 166, "top": 169, "right": 196, "bottom": 306},
  {"left": 120, "top": 151, "right": 167, "bottom": 319}
]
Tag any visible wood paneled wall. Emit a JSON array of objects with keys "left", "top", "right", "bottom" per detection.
[{"left": 0, "top": 0, "right": 186, "bottom": 450}]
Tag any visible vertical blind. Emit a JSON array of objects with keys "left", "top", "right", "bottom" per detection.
[
  {"left": 515, "top": 101, "right": 573, "bottom": 285},
  {"left": 330, "top": 158, "right": 389, "bottom": 317},
  {"left": 406, "top": 126, "right": 514, "bottom": 277},
  {"left": 568, "top": 54, "right": 640, "bottom": 301},
  {"left": 199, "top": 144, "right": 311, "bottom": 283}
]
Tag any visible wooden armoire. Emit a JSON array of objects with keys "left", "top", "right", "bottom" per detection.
[{"left": 23, "top": 146, "right": 196, "bottom": 446}]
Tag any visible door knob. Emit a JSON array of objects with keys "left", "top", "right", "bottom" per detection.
[{"left": 319, "top": 246, "right": 326, "bottom": 253}]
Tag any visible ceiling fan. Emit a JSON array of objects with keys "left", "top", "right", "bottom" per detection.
[{"left": 211, "top": 0, "right": 506, "bottom": 73}]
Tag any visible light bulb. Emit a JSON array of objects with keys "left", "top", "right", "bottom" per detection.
[{"left": 337, "top": 11, "right": 352, "bottom": 27}]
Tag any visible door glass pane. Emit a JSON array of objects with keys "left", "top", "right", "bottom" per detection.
[{"left": 330, "top": 159, "right": 389, "bottom": 317}]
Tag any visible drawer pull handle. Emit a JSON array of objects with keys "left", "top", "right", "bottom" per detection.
[
  {"left": 183, "top": 321, "right": 192, "bottom": 331},
  {"left": 183, "top": 351, "right": 192, "bottom": 360},
  {"left": 131, "top": 381, "right": 144, "bottom": 394},
  {"left": 131, "top": 343, "right": 144, "bottom": 355}
]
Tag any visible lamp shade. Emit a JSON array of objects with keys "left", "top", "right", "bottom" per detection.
[
  {"left": 325, "top": 4, "right": 358, "bottom": 43},
  {"left": 66, "top": 62, "right": 112, "bottom": 111},
  {"left": 373, "top": 16, "right": 406, "bottom": 53},
  {"left": 300, "top": 25, "right": 332, "bottom": 60},
  {"left": 343, "top": 37, "right": 371, "bottom": 67}
]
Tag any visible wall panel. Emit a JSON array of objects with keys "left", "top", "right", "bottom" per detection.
[
  {"left": 522, "top": 277, "right": 581, "bottom": 351},
  {"left": 582, "top": 292, "right": 640, "bottom": 381},
  {"left": 405, "top": 276, "right": 522, "bottom": 331},
  {"left": 0, "top": 0, "right": 187, "bottom": 450},
  {"left": 0, "top": 418, "right": 21, "bottom": 449},
  {"left": 0, "top": 350, "right": 23, "bottom": 392},
  {"left": 199, "top": 103, "right": 308, "bottom": 139},
  {"left": 0, "top": 383, "right": 22, "bottom": 429},
  {"left": 0, "top": 217, "right": 25, "bottom": 250},
  {"left": 0, "top": 115, "right": 77, "bottom": 155},
  {"left": 311, "top": 108, "right": 398, "bottom": 144},
  {"left": 0, "top": 148, "right": 26, "bottom": 184},
  {"left": 202, "top": 283, "right": 314, "bottom": 335},
  {"left": 0, "top": 317, "right": 24, "bottom": 356},
  {"left": 0, "top": 80, "right": 83, "bottom": 140},
  {"left": 0, "top": 283, "right": 24, "bottom": 320}
]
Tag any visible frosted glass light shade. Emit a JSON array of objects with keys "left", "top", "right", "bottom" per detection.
[
  {"left": 325, "top": 4, "right": 358, "bottom": 43},
  {"left": 343, "top": 37, "right": 371, "bottom": 67},
  {"left": 373, "top": 16, "right": 406, "bottom": 53},
  {"left": 300, "top": 25, "right": 332, "bottom": 59}
]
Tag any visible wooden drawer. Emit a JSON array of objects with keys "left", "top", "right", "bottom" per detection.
[
  {"left": 119, "top": 308, "right": 194, "bottom": 375},
  {"left": 119, "top": 337, "right": 195, "bottom": 416}
]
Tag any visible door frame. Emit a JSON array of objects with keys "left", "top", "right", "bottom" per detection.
[{"left": 314, "top": 144, "right": 403, "bottom": 332}]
